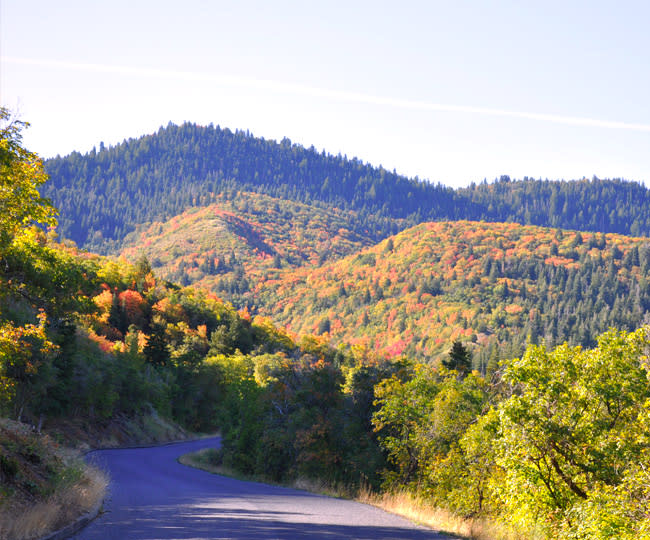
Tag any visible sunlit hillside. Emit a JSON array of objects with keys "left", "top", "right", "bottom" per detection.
[
  {"left": 119, "top": 191, "right": 396, "bottom": 294},
  {"left": 248, "top": 221, "right": 650, "bottom": 365}
]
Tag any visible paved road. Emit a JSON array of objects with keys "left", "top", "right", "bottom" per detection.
[{"left": 73, "top": 437, "right": 453, "bottom": 540}]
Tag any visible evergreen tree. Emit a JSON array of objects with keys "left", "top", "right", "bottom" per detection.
[
  {"left": 443, "top": 340, "right": 472, "bottom": 375},
  {"left": 144, "top": 322, "right": 170, "bottom": 367}
]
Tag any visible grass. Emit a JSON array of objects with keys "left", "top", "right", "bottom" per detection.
[
  {"left": 357, "top": 489, "right": 539, "bottom": 540},
  {"left": 0, "top": 463, "right": 108, "bottom": 540},
  {"left": 179, "top": 448, "right": 357, "bottom": 498},
  {"left": 178, "top": 448, "right": 255, "bottom": 483},
  {"left": 0, "top": 418, "right": 109, "bottom": 540}
]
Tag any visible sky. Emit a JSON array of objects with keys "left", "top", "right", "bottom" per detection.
[{"left": 1, "top": 0, "right": 650, "bottom": 188}]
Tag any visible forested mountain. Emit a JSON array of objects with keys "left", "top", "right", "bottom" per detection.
[
  {"left": 42, "top": 122, "right": 441, "bottom": 252},
  {"left": 5, "top": 109, "right": 650, "bottom": 539},
  {"left": 244, "top": 221, "right": 650, "bottom": 366},
  {"left": 43, "top": 122, "right": 650, "bottom": 254},
  {"left": 118, "top": 194, "right": 650, "bottom": 368}
]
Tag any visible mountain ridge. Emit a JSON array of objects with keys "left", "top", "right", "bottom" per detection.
[{"left": 43, "top": 121, "right": 650, "bottom": 255}]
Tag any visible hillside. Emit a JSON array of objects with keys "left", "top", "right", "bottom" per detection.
[
  {"left": 244, "top": 221, "right": 650, "bottom": 365},
  {"left": 118, "top": 190, "right": 390, "bottom": 295},
  {"left": 42, "top": 122, "right": 446, "bottom": 252},
  {"left": 43, "top": 122, "right": 650, "bottom": 255},
  {"left": 117, "top": 195, "right": 650, "bottom": 366}
]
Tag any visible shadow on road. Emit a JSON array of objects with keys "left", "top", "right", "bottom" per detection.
[
  {"left": 75, "top": 437, "right": 453, "bottom": 540},
  {"left": 95, "top": 502, "right": 449, "bottom": 539}
]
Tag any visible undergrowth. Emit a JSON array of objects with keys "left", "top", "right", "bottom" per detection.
[{"left": 0, "top": 420, "right": 108, "bottom": 540}]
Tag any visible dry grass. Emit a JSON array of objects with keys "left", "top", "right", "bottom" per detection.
[
  {"left": 0, "top": 463, "right": 108, "bottom": 540},
  {"left": 178, "top": 448, "right": 224, "bottom": 475},
  {"left": 357, "top": 489, "right": 536, "bottom": 540}
]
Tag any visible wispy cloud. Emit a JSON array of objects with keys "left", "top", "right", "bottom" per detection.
[{"left": 5, "top": 56, "right": 650, "bottom": 133}]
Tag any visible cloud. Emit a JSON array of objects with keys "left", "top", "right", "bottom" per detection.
[{"left": 5, "top": 56, "right": 650, "bottom": 133}]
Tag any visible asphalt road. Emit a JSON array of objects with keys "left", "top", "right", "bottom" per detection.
[{"left": 72, "top": 436, "right": 453, "bottom": 540}]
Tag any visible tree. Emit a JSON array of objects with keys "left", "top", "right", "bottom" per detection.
[
  {"left": 443, "top": 340, "right": 472, "bottom": 375},
  {"left": 0, "top": 313, "right": 58, "bottom": 420},
  {"left": 372, "top": 366, "right": 438, "bottom": 487},
  {"left": 497, "top": 328, "right": 650, "bottom": 535},
  {"left": 0, "top": 108, "right": 57, "bottom": 250},
  {"left": 317, "top": 317, "right": 331, "bottom": 335},
  {"left": 144, "top": 321, "right": 170, "bottom": 367}
]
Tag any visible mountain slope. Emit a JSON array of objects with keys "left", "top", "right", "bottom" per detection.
[
  {"left": 43, "top": 122, "right": 450, "bottom": 252},
  {"left": 43, "top": 122, "right": 650, "bottom": 256},
  {"left": 118, "top": 190, "right": 390, "bottom": 295},
  {"left": 245, "top": 221, "right": 650, "bottom": 365}
]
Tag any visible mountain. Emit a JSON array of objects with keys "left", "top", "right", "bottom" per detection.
[
  {"left": 118, "top": 204, "right": 650, "bottom": 366},
  {"left": 38, "top": 120, "right": 650, "bottom": 368},
  {"left": 244, "top": 220, "right": 650, "bottom": 365},
  {"left": 42, "top": 122, "right": 449, "bottom": 252},
  {"left": 6, "top": 110, "right": 650, "bottom": 540},
  {"left": 43, "top": 122, "right": 650, "bottom": 255}
]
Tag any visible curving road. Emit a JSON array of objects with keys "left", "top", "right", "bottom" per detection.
[{"left": 72, "top": 437, "right": 453, "bottom": 540}]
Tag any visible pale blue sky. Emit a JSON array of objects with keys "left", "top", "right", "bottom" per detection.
[{"left": 2, "top": 0, "right": 650, "bottom": 187}]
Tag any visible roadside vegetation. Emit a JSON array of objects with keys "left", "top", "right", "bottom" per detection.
[
  {"left": 181, "top": 328, "right": 650, "bottom": 540},
  {"left": 0, "top": 419, "right": 108, "bottom": 540}
]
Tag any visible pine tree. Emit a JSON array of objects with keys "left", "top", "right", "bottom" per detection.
[
  {"left": 443, "top": 340, "right": 472, "bottom": 376},
  {"left": 144, "top": 322, "right": 170, "bottom": 367}
]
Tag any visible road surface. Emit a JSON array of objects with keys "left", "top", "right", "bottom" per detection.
[{"left": 72, "top": 437, "right": 453, "bottom": 540}]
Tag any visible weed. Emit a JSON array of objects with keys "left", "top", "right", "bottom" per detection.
[{"left": 357, "top": 490, "right": 541, "bottom": 540}]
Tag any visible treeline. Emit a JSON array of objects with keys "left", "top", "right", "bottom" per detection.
[
  {"left": 460, "top": 175, "right": 650, "bottom": 237},
  {"left": 43, "top": 122, "right": 650, "bottom": 253}
]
